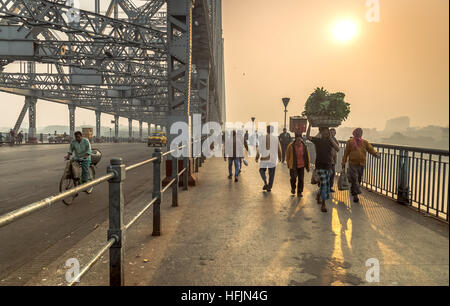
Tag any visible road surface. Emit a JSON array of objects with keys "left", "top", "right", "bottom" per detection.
[{"left": 0, "top": 143, "right": 162, "bottom": 284}]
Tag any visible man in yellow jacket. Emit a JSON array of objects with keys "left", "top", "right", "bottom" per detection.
[
  {"left": 286, "top": 133, "right": 311, "bottom": 197},
  {"left": 342, "top": 128, "right": 380, "bottom": 203}
]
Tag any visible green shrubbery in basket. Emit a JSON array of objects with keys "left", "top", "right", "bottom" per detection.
[{"left": 301, "top": 87, "right": 351, "bottom": 127}]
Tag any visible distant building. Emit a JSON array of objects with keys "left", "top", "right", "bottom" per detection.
[{"left": 385, "top": 116, "right": 410, "bottom": 132}]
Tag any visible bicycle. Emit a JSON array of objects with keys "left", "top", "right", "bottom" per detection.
[{"left": 59, "top": 149, "right": 102, "bottom": 205}]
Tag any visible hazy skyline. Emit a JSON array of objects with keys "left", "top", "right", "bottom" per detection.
[{"left": 0, "top": 0, "right": 448, "bottom": 130}]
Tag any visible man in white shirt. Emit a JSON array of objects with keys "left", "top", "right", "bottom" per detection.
[{"left": 255, "top": 125, "right": 282, "bottom": 192}]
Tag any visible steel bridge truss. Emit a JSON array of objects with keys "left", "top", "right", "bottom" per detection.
[{"left": 0, "top": 0, "right": 225, "bottom": 141}]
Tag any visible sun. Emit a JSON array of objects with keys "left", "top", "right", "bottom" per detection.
[{"left": 332, "top": 19, "right": 358, "bottom": 42}]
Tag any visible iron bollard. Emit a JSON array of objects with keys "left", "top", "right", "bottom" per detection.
[
  {"left": 107, "top": 158, "right": 126, "bottom": 286},
  {"left": 183, "top": 157, "right": 189, "bottom": 190},
  {"left": 172, "top": 157, "right": 179, "bottom": 207},
  {"left": 152, "top": 148, "right": 162, "bottom": 236}
]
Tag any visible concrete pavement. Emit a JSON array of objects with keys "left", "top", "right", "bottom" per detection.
[{"left": 25, "top": 156, "right": 449, "bottom": 286}]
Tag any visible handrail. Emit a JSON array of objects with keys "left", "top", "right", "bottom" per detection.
[
  {"left": 338, "top": 140, "right": 449, "bottom": 156},
  {"left": 124, "top": 198, "right": 158, "bottom": 230},
  {"left": 161, "top": 178, "right": 176, "bottom": 193},
  {"left": 0, "top": 172, "right": 115, "bottom": 228},
  {"left": 68, "top": 237, "right": 116, "bottom": 286},
  {"left": 125, "top": 157, "right": 157, "bottom": 172}
]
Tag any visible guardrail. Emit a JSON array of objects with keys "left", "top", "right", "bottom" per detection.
[
  {"left": 307, "top": 141, "right": 449, "bottom": 221},
  {"left": 0, "top": 132, "right": 147, "bottom": 145},
  {"left": 0, "top": 141, "right": 207, "bottom": 286}
]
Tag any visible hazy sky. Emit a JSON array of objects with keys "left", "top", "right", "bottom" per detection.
[
  {"left": 0, "top": 0, "right": 448, "bottom": 130},
  {"left": 222, "top": 0, "right": 449, "bottom": 128}
]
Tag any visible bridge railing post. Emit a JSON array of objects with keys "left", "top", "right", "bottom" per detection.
[
  {"left": 194, "top": 157, "right": 199, "bottom": 173},
  {"left": 152, "top": 148, "right": 162, "bottom": 236},
  {"left": 397, "top": 149, "right": 410, "bottom": 204},
  {"left": 172, "top": 156, "right": 179, "bottom": 207},
  {"left": 107, "top": 157, "right": 126, "bottom": 286},
  {"left": 183, "top": 157, "right": 189, "bottom": 190}
]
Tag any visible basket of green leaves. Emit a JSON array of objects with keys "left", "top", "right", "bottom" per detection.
[{"left": 301, "top": 87, "right": 351, "bottom": 127}]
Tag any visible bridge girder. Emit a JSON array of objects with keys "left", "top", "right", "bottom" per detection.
[{"left": 0, "top": 0, "right": 225, "bottom": 128}]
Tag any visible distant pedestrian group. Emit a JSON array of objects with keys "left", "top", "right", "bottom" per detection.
[{"left": 222, "top": 121, "right": 379, "bottom": 213}]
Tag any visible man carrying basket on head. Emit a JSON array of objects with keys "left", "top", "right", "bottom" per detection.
[{"left": 306, "top": 122, "right": 340, "bottom": 213}]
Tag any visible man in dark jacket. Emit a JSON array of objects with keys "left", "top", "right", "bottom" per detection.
[{"left": 279, "top": 128, "right": 292, "bottom": 163}]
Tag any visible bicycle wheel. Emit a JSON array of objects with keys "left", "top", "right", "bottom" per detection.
[
  {"left": 85, "top": 166, "right": 96, "bottom": 194},
  {"left": 60, "top": 175, "right": 79, "bottom": 205}
]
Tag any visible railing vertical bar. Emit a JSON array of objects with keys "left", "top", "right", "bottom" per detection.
[
  {"left": 382, "top": 148, "right": 387, "bottom": 195},
  {"left": 432, "top": 159, "right": 437, "bottom": 216},
  {"left": 427, "top": 154, "right": 432, "bottom": 214},
  {"left": 368, "top": 153, "right": 372, "bottom": 189},
  {"left": 388, "top": 150, "right": 393, "bottom": 196},
  {"left": 372, "top": 153, "right": 376, "bottom": 189},
  {"left": 414, "top": 154, "right": 418, "bottom": 204},
  {"left": 441, "top": 162, "right": 447, "bottom": 216},
  {"left": 408, "top": 152, "right": 413, "bottom": 205},
  {"left": 419, "top": 153, "right": 424, "bottom": 210},
  {"left": 388, "top": 149, "right": 392, "bottom": 196},
  {"left": 395, "top": 149, "right": 399, "bottom": 198}
]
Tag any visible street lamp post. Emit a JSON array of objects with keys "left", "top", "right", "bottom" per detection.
[{"left": 282, "top": 98, "right": 290, "bottom": 130}]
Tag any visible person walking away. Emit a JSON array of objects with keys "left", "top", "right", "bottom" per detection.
[
  {"left": 9, "top": 129, "right": 15, "bottom": 145},
  {"left": 286, "top": 132, "right": 310, "bottom": 197},
  {"left": 342, "top": 128, "right": 380, "bottom": 203},
  {"left": 65, "top": 131, "right": 92, "bottom": 185},
  {"left": 224, "top": 130, "right": 244, "bottom": 182},
  {"left": 256, "top": 125, "right": 282, "bottom": 192},
  {"left": 329, "top": 128, "right": 338, "bottom": 192},
  {"left": 18, "top": 131, "right": 23, "bottom": 144},
  {"left": 306, "top": 123, "right": 340, "bottom": 212},
  {"left": 279, "top": 128, "right": 292, "bottom": 164}
]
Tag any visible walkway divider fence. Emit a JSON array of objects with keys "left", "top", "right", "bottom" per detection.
[{"left": 0, "top": 139, "right": 207, "bottom": 286}]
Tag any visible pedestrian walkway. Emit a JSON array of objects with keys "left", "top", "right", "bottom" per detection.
[{"left": 27, "top": 157, "right": 449, "bottom": 286}]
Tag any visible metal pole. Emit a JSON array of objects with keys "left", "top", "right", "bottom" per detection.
[
  {"left": 183, "top": 157, "right": 189, "bottom": 190},
  {"left": 68, "top": 104, "right": 76, "bottom": 139},
  {"left": 172, "top": 157, "right": 179, "bottom": 207},
  {"left": 27, "top": 97, "right": 37, "bottom": 143},
  {"left": 139, "top": 120, "right": 143, "bottom": 142},
  {"left": 284, "top": 107, "right": 287, "bottom": 130},
  {"left": 152, "top": 148, "right": 162, "bottom": 236},
  {"left": 107, "top": 158, "right": 126, "bottom": 286},
  {"left": 128, "top": 118, "right": 132, "bottom": 142},
  {"left": 114, "top": 115, "right": 119, "bottom": 143},
  {"left": 95, "top": 110, "right": 101, "bottom": 142}
]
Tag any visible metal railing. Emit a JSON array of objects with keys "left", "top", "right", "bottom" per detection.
[
  {"left": 312, "top": 140, "right": 449, "bottom": 222},
  {"left": 307, "top": 140, "right": 449, "bottom": 221},
  {"left": 0, "top": 141, "right": 208, "bottom": 286}
]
